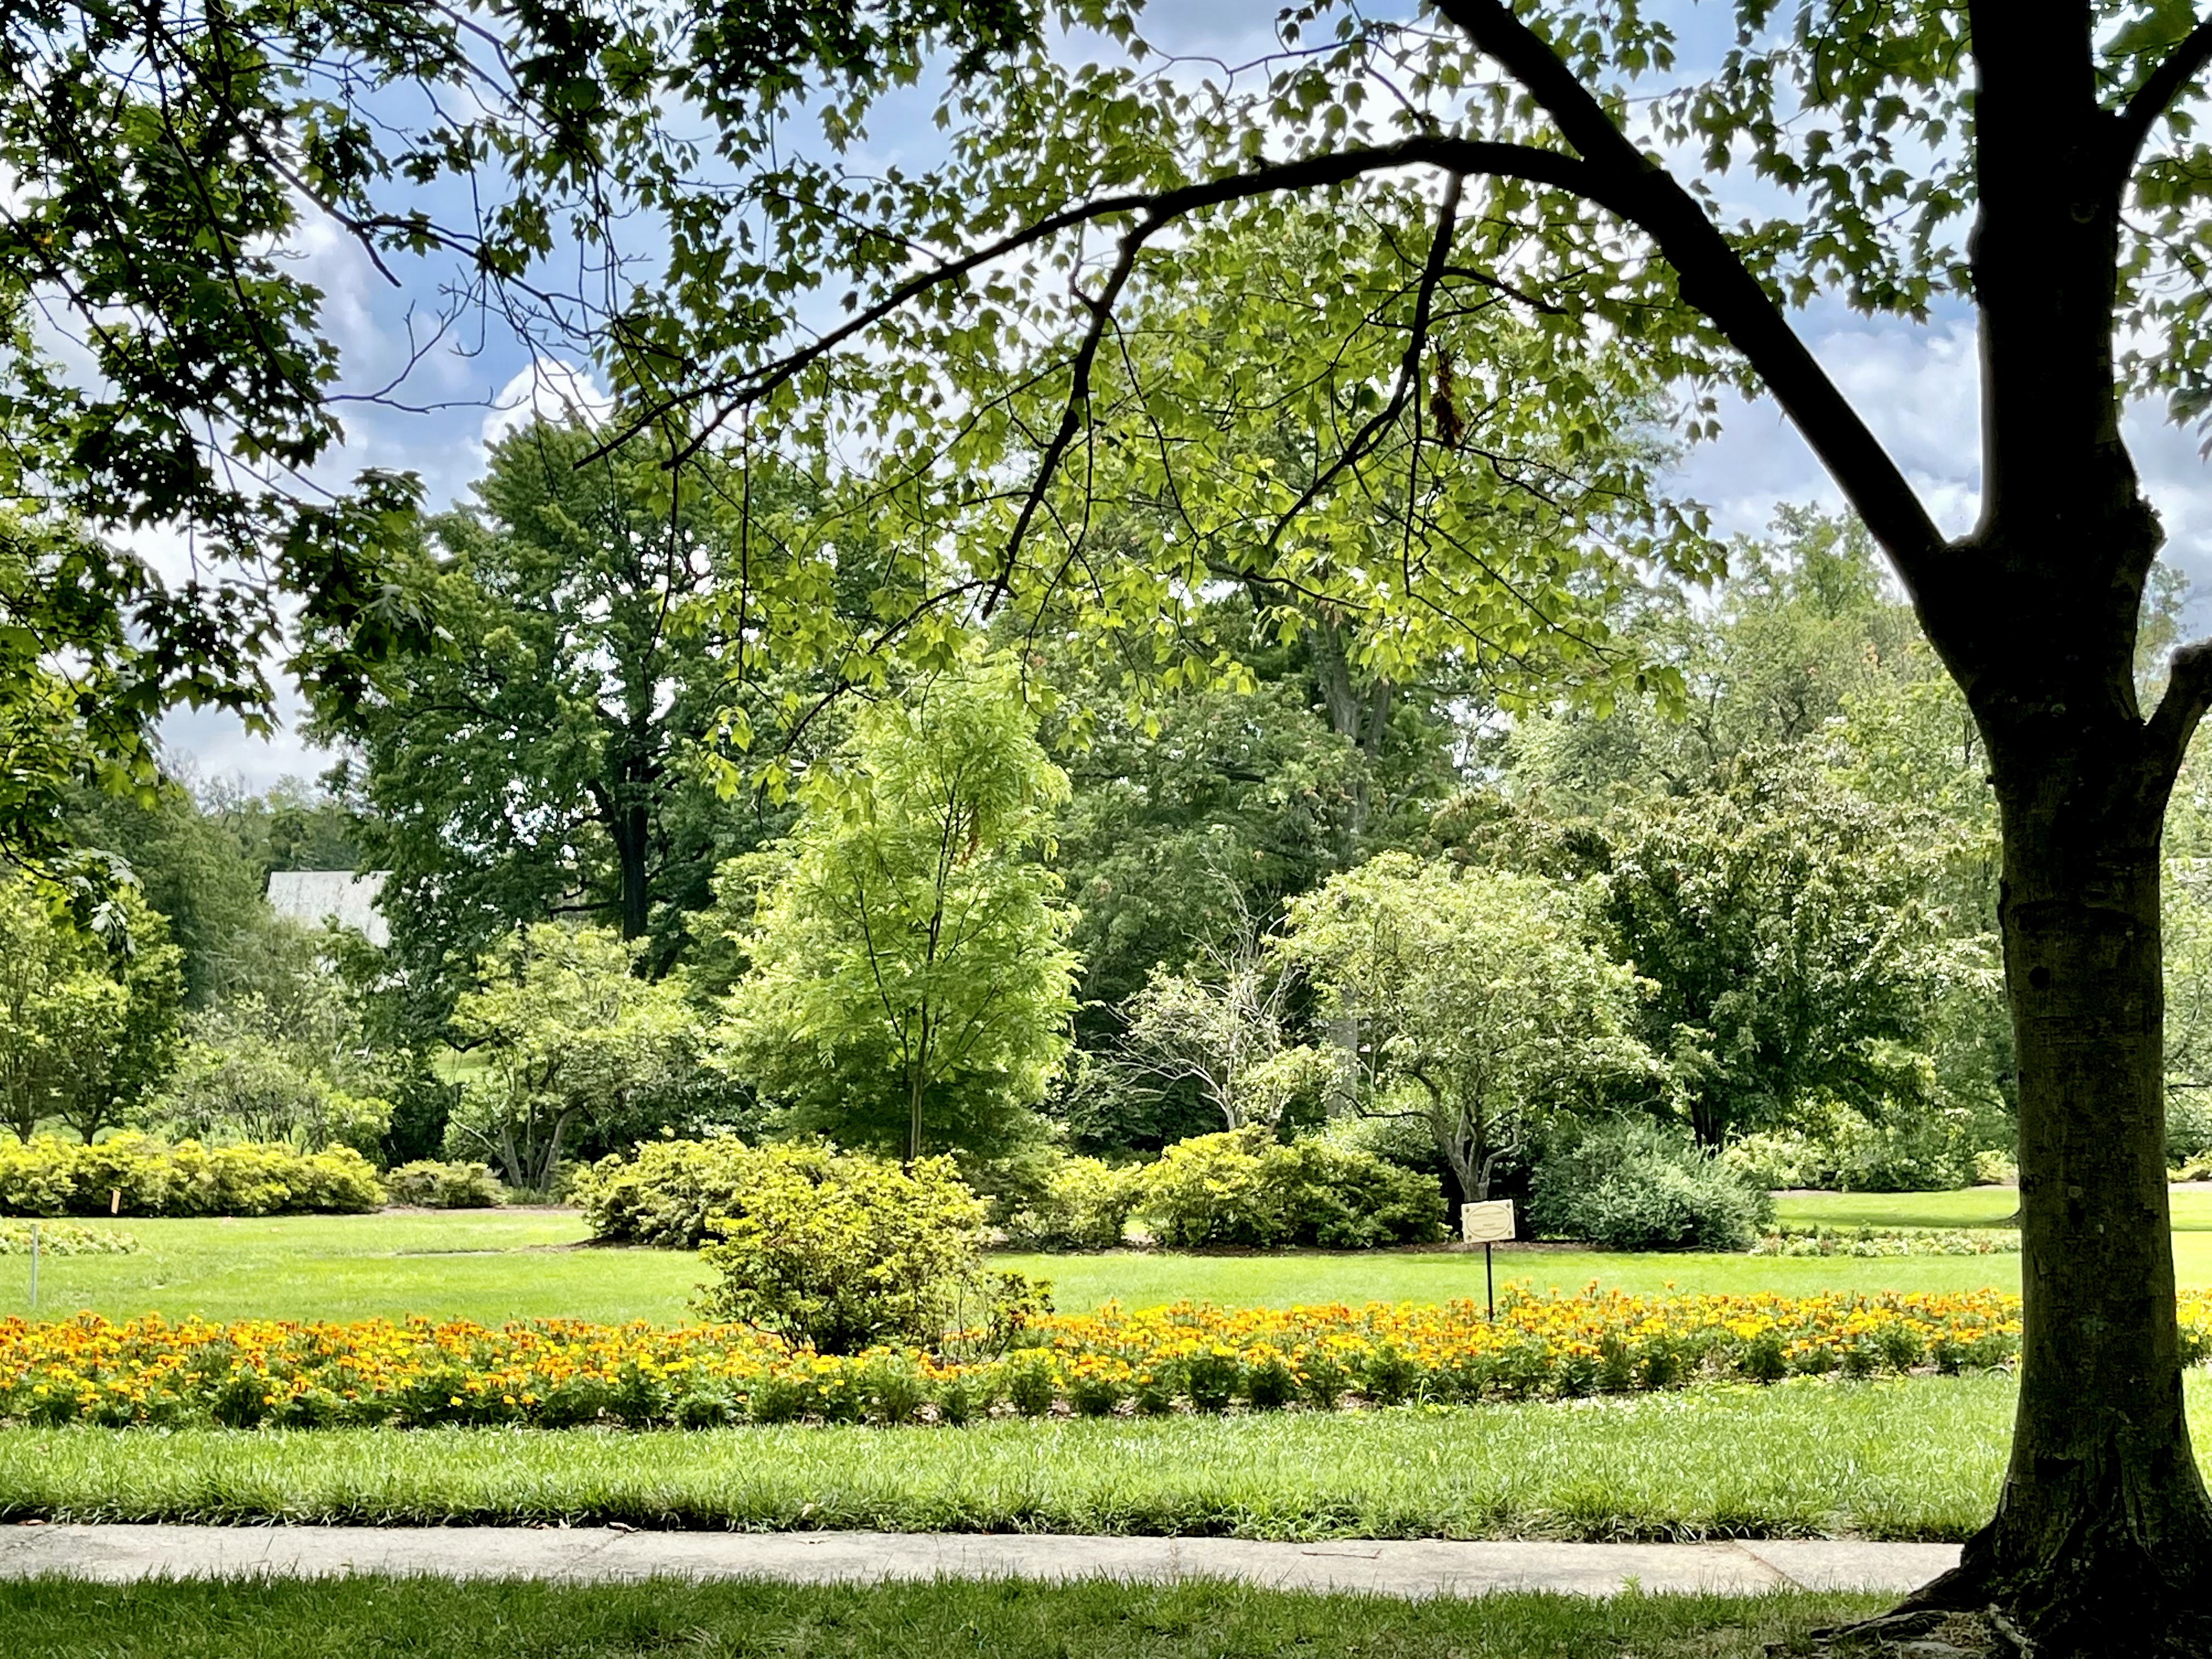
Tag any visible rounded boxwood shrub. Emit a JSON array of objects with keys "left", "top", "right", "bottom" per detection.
[
  {"left": 691, "top": 1143, "right": 1047, "bottom": 1356},
  {"left": 569, "top": 1136, "right": 763, "bottom": 1248},
  {"left": 976, "top": 1145, "right": 1143, "bottom": 1251},
  {"left": 1527, "top": 1118, "right": 1771, "bottom": 1251}
]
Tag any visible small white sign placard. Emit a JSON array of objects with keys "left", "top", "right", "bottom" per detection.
[{"left": 1461, "top": 1200, "right": 1515, "bottom": 1244}]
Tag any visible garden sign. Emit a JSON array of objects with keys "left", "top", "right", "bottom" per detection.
[{"left": 1462, "top": 1201, "right": 1514, "bottom": 1318}]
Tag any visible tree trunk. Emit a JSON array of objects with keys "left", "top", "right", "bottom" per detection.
[
  {"left": 615, "top": 800, "right": 651, "bottom": 941},
  {"left": 1905, "top": 727, "right": 2212, "bottom": 1649},
  {"left": 1869, "top": 19, "right": 2212, "bottom": 1646}
]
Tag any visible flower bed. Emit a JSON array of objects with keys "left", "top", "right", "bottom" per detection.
[{"left": 0, "top": 1285, "right": 2121, "bottom": 1430}]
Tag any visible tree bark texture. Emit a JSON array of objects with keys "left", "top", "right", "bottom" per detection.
[
  {"left": 1906, "top": 729, "right": 2212, "bottom": 1647},
  {"left": 1886, "top": 14, "right": 2212, "bottom": 1646}
]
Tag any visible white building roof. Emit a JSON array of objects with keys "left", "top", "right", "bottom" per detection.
[{"left": 265, "top": 871, "right": 391, "bottom": 947}]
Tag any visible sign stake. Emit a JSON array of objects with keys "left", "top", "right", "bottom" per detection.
[
  {"left": 1460, "top": 1200, "right": 1516, "bottom": 1322},
  {"left": 28, "top": 1221, "right": 37, "bottom": 1315}
]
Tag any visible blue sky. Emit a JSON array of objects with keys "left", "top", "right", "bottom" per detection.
[{"left": 160, "top": 1, "right": 2212, "bottom": 788}]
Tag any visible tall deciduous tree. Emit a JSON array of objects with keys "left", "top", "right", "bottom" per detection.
[
  {"left": 320, "top": 421, "right": 787, "bottom": 992},
  {"left": 1285, "top": 853, "right": 1652, "bottom": 1204},
  {"left": 29, "top": 0, "right": 2212, "bottom": 1639},
  {"left": 1597, "top": 757, "right": 1955, "bottom": 1149},
  {"left": 721, "top": 659, "right": 1078, "bottom": 1163}
]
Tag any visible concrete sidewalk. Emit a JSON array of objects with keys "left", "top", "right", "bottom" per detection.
[{"left": 0, "top": 1525, "right": 1960, "bottom": 1599}]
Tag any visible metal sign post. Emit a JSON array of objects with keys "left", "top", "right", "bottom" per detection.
[
  {"left": 1460, "top": 1201, "right": 1515, "bottom": 1318},
  {"left": 28, "top": 1220, "right": 37, "bottom": 1314}
]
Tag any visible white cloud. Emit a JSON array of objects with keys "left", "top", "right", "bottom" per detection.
[{"left": 481, "top": 358, "right": 614, "bottom": 448}]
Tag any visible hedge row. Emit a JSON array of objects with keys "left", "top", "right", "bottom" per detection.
[
  {"left": 573, "top": 1128, "right": 1445, "bottom": 1254},
  {"left": 0, "top": 1135, "right": 383, "bottom": 1217}
]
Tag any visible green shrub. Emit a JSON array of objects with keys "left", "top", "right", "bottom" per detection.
[
  {"left": 1132, "top": 1126, "right": 1446, "bottom": 1249},
  {"left": 1718, "top": 1131, "right": 1826, "bottom": 1192},
  {"left": 1720, "top": 1106, "right": 2004, "bottom": 1194},
  {"left": 2170, "top": 1094, "right": 2212, "bottom": 1165},
  {"left": 692, "top": 1143, "right": 1047, "bottom": 1356},
  {"left": 570, "top": 1136, "right": 763, "bottom": 1248},
  {"left": 148, "top": 1031, "right": 393, "bottom": 1159},
  {"left": 383, "top": 1160, "right": 507, "bottom": 1209},
  {"left": 0, "top": 1133, "right": 382, "bottom": 1217},
  {"left": 1529, "top": 1119, "right": 1770, "bottom": 1251},
  {"left": 982, "top": 1147, "right": 1143, "bottom": 1250}
]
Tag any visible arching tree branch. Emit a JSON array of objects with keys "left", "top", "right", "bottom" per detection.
[
  {"left": 2115, "top": 14, "right": 2212, "bottom": 172},
  {"left": 2148, "top": 636, "right": 2212, "bottom": 780},
  {"left": 1431, "top": 0, "right": 1948, "bottom": 583},
  {"left": 616, "top": 135, "right": 1611, "bottom": 466}
]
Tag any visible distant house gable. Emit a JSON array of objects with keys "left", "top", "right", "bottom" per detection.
[{"left": 265, "top": 870, "right": 391, "bottom": 947}]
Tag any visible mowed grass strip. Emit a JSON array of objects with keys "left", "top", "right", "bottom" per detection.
[
  {"left": 0, "top": 1372, "right": 2058, "bottom": 1540},
  {"left": 0, "top": 1212, "right": 2052, "bottom": 1326},
  {"left": 1771, "top": 1186, "right": 2212, "bottom": 1232},
  {"left": 0, "top": 1576, "right": 1885, "bottom": 1659},
  {"left": 12, "top": 1201, "right": 2212, "bottom": 1325}
]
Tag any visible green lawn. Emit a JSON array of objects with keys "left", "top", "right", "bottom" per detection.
[
  {"left": 0, "top": 1370, "right": 2142, "bottom": 1540},
  {"left": 1772, "top": 1184, "right": 2212, "bottom": 1231},
  {"left": 0, "top": 1577, "right": 1882, "bottom": 1659},
  {"left": 9, "top": 1198, "right": 2212, "bottom": 1327}
]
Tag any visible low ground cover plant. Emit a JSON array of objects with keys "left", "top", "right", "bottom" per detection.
[
  {"left": 0, "top": 1134, "right": 383, "bottom": 1218},
  {"left": 0, "top": 1285, "right": 2098, "bottom": 1430},
  {"left": 0, "top": 1222, "right": 138, "bottom": 1256},
  {"left": 382, "top": 1161, "right": 506, "bottom": 1210},
  {"left": 1752, "top": 1225, "right": 2019, "bottom": 1258}
]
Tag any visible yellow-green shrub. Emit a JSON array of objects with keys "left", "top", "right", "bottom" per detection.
[
  {"left": 1133, "top": 1127, "right": 1447, "bottom": 1249},
  {"left": 0, "top": 1133, "right": 383, "bottom": 1217},
  {"left": 571, "top": 1136, "right": 764, "bottom": 1248},
  {"left": 986, "top": 1149, "right": 1143, "bottom": 1250},
  {"left": 693, "top": 1143, "right": 1046, "bottom": 1355}
]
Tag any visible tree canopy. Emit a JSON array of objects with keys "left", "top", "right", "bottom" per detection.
[{"left": 720, "top": 657, "right": 1079, "bottom": 1162}]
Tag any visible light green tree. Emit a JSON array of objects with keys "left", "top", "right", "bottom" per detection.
[
  {"left": 721, "top": 659, "right": 1078, "bottom": 1163},
  {"left": 445, "top": 924, "right": 702, "bottom": 1193},
  {"left": 0, "top": 873, "right": 183, "bottom": 1143},
  {"left": 1285, "top": 853, "right": 1652, "bottom": 1203}
]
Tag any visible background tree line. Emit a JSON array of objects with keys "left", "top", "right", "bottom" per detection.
[{"left": 42, "top": 424, "right": 2195, "bottom": 1223}]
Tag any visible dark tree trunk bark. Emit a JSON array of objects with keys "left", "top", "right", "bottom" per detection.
[
  {"left": 1423, "top": 1, "right": 2212, "bottom": 1647},
  {"left": 616, "top": 801, "right": 650, "bottom": 941},
  {"left": 1887, "top": 19, "right": 2212, "bottom": 1646},
  {"left": 1902, "top": 725, "right": 2212, "bottom": 1649}
]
